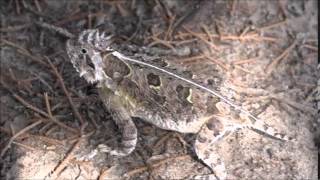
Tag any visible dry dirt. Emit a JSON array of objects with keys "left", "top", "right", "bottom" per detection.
[{"left": 0, "top": 0, "right": 318, "bottom": 180}]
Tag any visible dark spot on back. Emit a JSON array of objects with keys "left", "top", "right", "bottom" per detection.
[
  {"left": 213, "top": 131, "right": 220, "bottom": 136},
  {"left": 206, "top": 96, "right": 220, "bottom": 114},
  {"left": 206, "top": 121, "right": 216, "bottom": 130},
  {"left": 154, "top": 94, "right": 166, "bottom": 105},
  {"left": 120, "top": 79, "right": 141, "bottom": 98},
  {"left": 176, "top": 85, "right": 190, "bottom": 100},
  {"left": 154, "top": 58, "right": 168, "bottom": 67},
  {"left": 206, "top": 117, "right": 224, "bottom": 135},
  {"left": 104, "top": 55, "right": 131, "bottom": 79},
  {"left": 207, "top": 77, "right": 222, "bottom": 87},
  {"left": 182, "top": 70, "right": 193, "bottom": 79},
  {"left": 147, "top": 73, "right": 161, "bottom": 87},
  {"left": 197, "top": 135, "right": 207, "bottom": 143},
  {"left": 207, "top": 79, "right": 215, "bottom": 86}
]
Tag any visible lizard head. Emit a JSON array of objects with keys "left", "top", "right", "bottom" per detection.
[{"left": 66, "top": 29, "right": 114, "bottom": 83}]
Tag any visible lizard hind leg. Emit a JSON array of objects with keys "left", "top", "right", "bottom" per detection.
[{"left": 194, "top": 116, "right": 242, "bottom": 180}]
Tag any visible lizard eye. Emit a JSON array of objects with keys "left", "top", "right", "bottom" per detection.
[{"left": 81, "top": 48, "right": 87, "bottom": 54}]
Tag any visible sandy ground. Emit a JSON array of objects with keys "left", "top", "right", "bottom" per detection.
[{"left": 0, "top": 0, "right": 318, "bottom": 179}]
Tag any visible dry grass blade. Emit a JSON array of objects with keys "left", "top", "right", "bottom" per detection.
[
  {"left": 0, "top": 78, "right": 78, "bottom": 133},
  {"left": 46, "top": 56, "right": 85, "bottom": 125},
  {"left": 230, "top": 0, "right": 237, "bottom": 16},
  {"left": 265, "top": 39, "right": 297, "bottom": 75},
  {"left": 48, "top": 138, "right": 82, "bottom": 179},
  {"left": 1, "top": 39, "right": 49, "bottom": 67},
  {"left": 176, "top": 54, "right": 205, "bottom": 64},
  {"left": 0, "top": 23, "right": 32, "bottom": 32},
  {"left": 231, "top": 57, "right": 257, "bottom": 65},
  {"left": 203, "top": 53, "right": 229, "bottom": 71},
  {"left": 302, "top": 44, "right": 318, "bottom": 51},
  {"left": 12, "top": 141, "right": 37, "bottom": 151},
  {"left": 270, "top": 94, "right": 316, "bottom": 115},
  {"left": 258, "top": 19, "right": 287, "bottom": 31},
  {"left": 0, "top": 120, "right": 43, "bottom": 157},
  {"left": 34, "top": 21, "right": 74, "bottom": 38},
  {"left": 44, "top": 93, "right": 53, "bottom": 117},
  {"left": 125, "top": 154, "right": 191, "bottom": 178},
  {"left": 201, "top": 24, "right": 214, "bottom": 44},
  {"left": 183, "top": 26, "right": 219, "bottom": 51}
]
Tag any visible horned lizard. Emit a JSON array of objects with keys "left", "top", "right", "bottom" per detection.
[{"left": 66, "top": 29, "right": 293, "bottom": 180}]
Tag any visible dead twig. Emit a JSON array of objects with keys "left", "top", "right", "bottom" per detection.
[
  {"left": 171, "top": 1, "right": 202, "bottom": 37},
  {"left": 14, "top": 93, "right": 48, "bottom": 117},
  {"left": 153, "top": 132, "right": 172, "bottom": 149},
  {"left": 99, "top": 167, "right": 112, "bottom": 180},
  {"left": 203, "top": 53, "right": 229, "bottom": 71},
  {"left": 54, "top": 12, "right": 103, "bottom": 27},
  {"left": 34, "top": 0, "right": 42, "bottom": 12},
  {"left": 221, "top": 33, "right": 278, "bottom": 42},
  {"left": 201, "top": 24, "right": 214, "bottom": 45},
  {"left": 270, "top": 94, "right": 316, "bottom": 115},
  {"left": 21, "top": 0, "right": 50, "bottom": 19},
  {"left": 1, "top": 39, "right": 29, "bottom": 54},
  {"left": 164, "top": 15, "right": 176, "bottom": 40},
  {"left": 231, "top": 57, "right": 257, "bottom": 65},
  {"left": 1, "top": 120, "right": 43, "bottom": 157},
  {"left": 239, "top": 26, "right": 251, "bottom": 38},
  {"left": 265, "top": 39, "right": 297, "bottom": 75},
  {"left": 0, "top": 23, "right": 32, "bottom": 32},
  {"left": 173, "top": 38, "right": 198, "bottom": 45},
  {"left": 14, "top": 0, "right": 21, "bottom": 14},
  {"left": 172, "top": 133, "right": 189, "bottom": 150},
  {"left": 34, "top": 21, "right": 74, "bottom": 38},
  {"left": 44, "top": 92, "right": 53, "bottom": 117},
  {"left": 230, "top": 0, "right": 237, "bottom": 16},
  {"left": 125, "top": 154, "right": 190, "bottom": 178},
  {"left": 1, "top": 78, "right": 78, "bottom": 133},
  {"left": 116, "top": 3, "right": 130, "bottom": 17},
  {"left": 148, "top": 36, "right": 176, "bottom": 50},
  {"left": 234, "top": 65, "right": 254, "bottom": 74},
  {"left": 8, "top": 68, "right": 36, "bottom": 94},
  {"left": 29, "top": 134, "right": 65, "bottom": 146},
  {"left": 176, "top": 54, "right": 205, "bottom": 64},
  {"left": 32, "top": 94, "right": 79, "bottom": 133},
  {"left": 48, "top": 138, "right": 82, "bottom": 179},
  {"left": 176, "top": 32, "right": 278, "bottom": 42},
  {"left": 12, "top": 141, "right": 37, "bottom": 151},
  {"left": 67, "top": 130, "right": 94, "bottom": 144},
  {"left": 258, "top": 19, "right": 287, "bottom": 31},
  {"left": 227, "top": 83, "right": 270, "bottom": 96},
  {"left": 1, "top": 39, "right": 49, "bottom": 67},
  {"left": 183, "top": 26, "right": 219, "bottom": 51},
  {"left": 302, "top": 44, "right": 318, "bottom": 51},
  {"left": 46, "top": 57, "right": 85, "bottom": 125}
]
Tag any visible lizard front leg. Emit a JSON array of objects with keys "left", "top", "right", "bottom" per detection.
[{"left": 97, "top": 87, "right": 137, "bottom": 156}]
